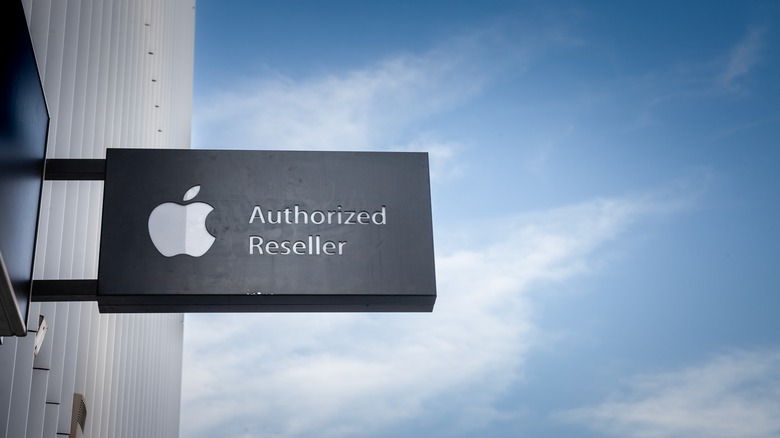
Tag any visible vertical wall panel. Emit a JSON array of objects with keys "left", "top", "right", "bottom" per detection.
[
  {"left": 28, "top": 0, "right": 51, "bottom": 76},
  {"left": 45, "top": 302, "right": 69, "bottom": 404},
  {"left": 52, "top": 0, "right": 81, "bottom": 161},
  {"left": 22, "top": 0, "right": 33, "bottom": 24},
  {"left": 70, "top": 181, "right": 89, "bottom": 278},
  {"left": 56, "top": 302, "right": 81, "bottom": 435},
  {"left": 0, "top": 336, "right": 19, "bottom": 436},
  {"left": 6, "top": 335, "right": 35, "bottom": 437},
  {"left": 41, "top": 182, "right": 64, "bottom": 279},
  {"left": 42, "top": 402, "right": 59, "bottom": 437},
  {"left": 60, "top": 181, "right": 79, "bottom": 279},
  {"left": 42, "top": 0, "right": 66, "bottom": 97},
  {"left": 81, "top": 307, "right": 98, "bottom": 435},
  {"left": 26, "top": 368, "right": 48, "bottom": 438}
]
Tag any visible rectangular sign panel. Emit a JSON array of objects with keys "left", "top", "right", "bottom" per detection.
[{"left": 98, "top": 149, "right": 436, "bottom": 312}]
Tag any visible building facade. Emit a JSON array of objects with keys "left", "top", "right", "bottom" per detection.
[{"left": 1, "top": 0, "right": 195, "bottom": 436}]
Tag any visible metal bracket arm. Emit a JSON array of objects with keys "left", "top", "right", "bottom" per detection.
[
  {"left": 31, "top": 280, "right": 98, "bottom": 302},
  {"left": 44, "top": 159, "right": 106, "bottom": 180}
]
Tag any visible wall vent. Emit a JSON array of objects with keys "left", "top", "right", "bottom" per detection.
[{"left": 69, "top": 393, "right": 87, "bottom": 438}]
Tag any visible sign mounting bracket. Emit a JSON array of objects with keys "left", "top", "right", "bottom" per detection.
[
  {"left": 44, "top": 159, "right": 106, "bottom": 181},
  {"left": 32, "top": 280, "right": 98, "bottom": 302},
  {"left": 33, "top": 162, "right": 103, "bottom": 304}
]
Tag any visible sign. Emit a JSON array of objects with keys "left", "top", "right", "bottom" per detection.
[
  {"left": 0, "top": 0, "right": 50, "bottom": 336},
  {"left": 98, "top": 149, "right": 436, "bottom": 312}
]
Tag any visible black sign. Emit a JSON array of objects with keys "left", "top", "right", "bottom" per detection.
[
  {"left": 0, "top": 0, "right": 50, "bottom": 335},
  {"left": 98, "top": 149, "right": 436, "bottom": 312}
]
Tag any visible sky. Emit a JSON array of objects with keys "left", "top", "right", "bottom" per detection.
[{"left": 180, "top": 1, "right": 780, "bottom": 437}]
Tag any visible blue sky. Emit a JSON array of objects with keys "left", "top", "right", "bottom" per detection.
[{"left": 181, "top": 2, "right": 780, "bottom": 437}]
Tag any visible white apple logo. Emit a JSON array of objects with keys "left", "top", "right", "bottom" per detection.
[{"left": 148, "top": 185, "right": 216, "bottom": 257}]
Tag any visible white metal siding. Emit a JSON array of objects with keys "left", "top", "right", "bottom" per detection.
[{"left": 1, "top": 0, "right": 195, "bottom": 436}]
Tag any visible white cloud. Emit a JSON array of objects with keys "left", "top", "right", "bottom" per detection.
[
  {"left": 191, "top": 27, "right": 552, "bottom": 185},
  {"left": 559, "top": 349, "right": 780, "bottom": 438},
  {"left": 181, "top": 191, "right": 684, "bottom": 438},
  {"left": 181, "top": 20, "right": 713, "bottom": 436},
  {"left": 192, "top": 39, "right": 491, "bottom": 164}
]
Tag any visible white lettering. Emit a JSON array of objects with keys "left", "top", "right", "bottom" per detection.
[
  {"left": 249, "top": 206, "right": 265, "bottom": 224},
  {"left": 250, "top": 204, "right": 385, "bottom": 225},
  {"left": 294, "top": 205, "right": 308, "bottom": 224},
  {"left": 249, "top": 235, "right": 346, "bottom": 255},
  {"left": 323, "top": 241, "right": 335, "bottom": 255},
  {"left": 249, "top": 235, "right": 263, "bottom": 254},
  {"left": 372, "top": 206, "right": 386, "bottom": 225},
  {"left": 248, "top": 203, "right": 384, "bottom": 256},
  {"left": 268, "top": 210, "right": 281, "bottom": 224}
]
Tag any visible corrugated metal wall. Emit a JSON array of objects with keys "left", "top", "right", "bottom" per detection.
[{"left": 0, "top": 0, "right": 195, "bottom": 436}]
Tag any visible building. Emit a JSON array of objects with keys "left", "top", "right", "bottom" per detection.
[{"left": 1, "top": 0, "right": 195, "bottom": 436}]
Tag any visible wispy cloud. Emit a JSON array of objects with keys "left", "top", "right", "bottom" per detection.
[
  {"left": 559, "top": 348, "right": 780, "bottom": 438},
  {"left": 181, "top": 188, "right": 689, "bottom": 438},
  {"left": 191, "top": 20, "right": 582, "bottom": 183},
  {"left": 711, "top": 113, "right": 780, "bottom": 140},
  {"left": 612, "top": 24, "right": 770, "bottom": 135},
  {"left": 192, "top": 37, "right": 498, "bottom": 182},
  {"left": 396, "top": 133, "right": 467, "bottom": 181},
  {"left": 719, "top": 25, "right": 767, "bottom": 89}
]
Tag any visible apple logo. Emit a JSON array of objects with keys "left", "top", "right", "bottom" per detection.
[{"left": 148, "top": 185, "right": 216, "bottom": 257}]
